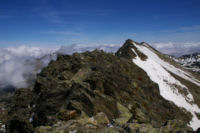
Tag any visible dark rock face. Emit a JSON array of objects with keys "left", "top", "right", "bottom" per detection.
[
  {"left": 7, "top": 88, "right": 36, "bottom": 133},
  {"left": 116, "top": 39, "right": 137, "bottom": 59},
  {"left": 116, "top": 39, "right": 147, "bottom": 60},
  {"left": 6, "top": 40, "right": 193, "bottom": 132}
]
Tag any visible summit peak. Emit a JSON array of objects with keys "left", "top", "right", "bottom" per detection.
[{"left": 116, "top": 39, "right": 147, "bottom": 60}]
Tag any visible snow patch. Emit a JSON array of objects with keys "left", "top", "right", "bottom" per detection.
[
  {"left": 131, "top": 44, "right": 200, "bottom": 130},
  {"left": 135, "top": 44, "right": 200, "bottom": 86}
]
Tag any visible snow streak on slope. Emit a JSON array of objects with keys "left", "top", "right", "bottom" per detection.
[
  {"left": 141, "top": 43, "right": 200, "bottom": 86},
  {"left": 131, "top": 43, "right": 200, "bottom": 130}
]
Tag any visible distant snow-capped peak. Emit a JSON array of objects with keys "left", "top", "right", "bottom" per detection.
[{"left": 172, "top": 53, "right": 200, "bottom": 74}]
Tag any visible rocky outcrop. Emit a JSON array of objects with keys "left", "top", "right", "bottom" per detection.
[
  {"left": 7, "top": 88, "right": 36, "bottom": 133},
  {"left": 116, "top": 39, "right": 147, "bottom": 60},
  {"left": 6, "top": 40, "right": 195, "bottom": 132},
  {"left": 34, "top": 112, "right": 192, "bottom": 133}
]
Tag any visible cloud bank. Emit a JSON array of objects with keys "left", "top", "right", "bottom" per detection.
[
  {"left": 0, "top": 46, "right": 59, "bottom": 90},
  {"left": 152, "top": 42, "right": 200, "bottom": 57}
]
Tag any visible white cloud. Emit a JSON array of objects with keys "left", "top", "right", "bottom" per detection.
[
  {"left": 0, "top": 45, "right": 59, "bottom": 89},
  {"left": 152, "top": 42, "right": 200, "bottom": 56}
]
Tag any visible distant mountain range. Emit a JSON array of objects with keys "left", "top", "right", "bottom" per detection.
[{"left": 172, "top": 53, "right": 200, "bottom": 74}]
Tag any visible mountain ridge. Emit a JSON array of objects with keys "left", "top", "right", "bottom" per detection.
[{"left": 2, "top": 39, "right": 200, "bottom": 133}]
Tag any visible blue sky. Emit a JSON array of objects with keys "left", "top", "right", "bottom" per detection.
[{"left": 0, "top": 0, "right": 200, "bottom": 47}]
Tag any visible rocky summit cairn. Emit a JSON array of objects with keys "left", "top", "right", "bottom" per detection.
[{"left": 5, "top": 40, "right": 195, "bottom": 133}]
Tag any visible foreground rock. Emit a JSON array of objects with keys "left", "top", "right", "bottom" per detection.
[{"left": 6, "top": 40, "right": 196, "bottom": 132}]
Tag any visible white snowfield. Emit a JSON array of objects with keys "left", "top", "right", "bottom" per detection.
[{"left": 131, "top": 42, "right": 200, "bottom": 130}]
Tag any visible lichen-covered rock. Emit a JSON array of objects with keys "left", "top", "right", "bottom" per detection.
[
  {"left": 35, "top": 126, "right": 52, "bottom": 133},
  {"left": 113, "top": 103, "right": 132, "bottom": 125},
  {"left": 35, "top": 118, "right": 192, "bottom": 133},
  {"left": 57, "top": 109, "right": 78, "bottom": 121},
  {"left": 127, "top": 119, "right": 192, "bottom": 133},
  {"left": 160, "top": 119, "right": 193, "bottom": 132},
  {"left": 35, "top": 112, "right": 113, "bottom": 133},
  {"left": 94, "top": 112, "right": 109, "bottom": 125},
  {"left": 135, "top": 108, "right": 150, "bottom": 124}
]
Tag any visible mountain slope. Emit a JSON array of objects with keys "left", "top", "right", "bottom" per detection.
[
  {"left": 5, "top": 39, "right": 200, "bottom": 132},
  {"left": 117, "top": 39, "right": 200, "bottom": 130}
]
